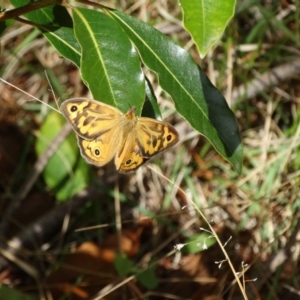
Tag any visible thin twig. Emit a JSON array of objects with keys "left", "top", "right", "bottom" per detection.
[
  {"left": 232, "top": 58, "right": 300, "bottom": 104},
  {"left": 0, "top": 0, "right": 61, "bottom": 21}
]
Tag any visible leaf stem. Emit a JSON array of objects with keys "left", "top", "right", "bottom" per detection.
[{"left": 0, "top": 0, "right": 62, "bottom": 21}]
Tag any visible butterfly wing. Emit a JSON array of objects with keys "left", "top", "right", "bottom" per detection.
[
  {"left": 137, "top": 118, "right": 179, "bottom": 157},
  {"left": 115, "top": 126, "right": 146, "bottom": 173},
  {"left": 60, "top": 98, "right": 123, "bottom": 139},
  {"left": 60, "top": 98, "right": 124, "bottom": 166},
  {"left": 77, "top": 135, "right": 120, "bottom": 166},
  {"left": 116, "top": 117, "right": 179, "bottom": 173}
]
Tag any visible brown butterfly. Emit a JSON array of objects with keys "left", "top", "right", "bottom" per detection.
[{"left": 60, "top": 98, "right": 179, "bottom": 173}]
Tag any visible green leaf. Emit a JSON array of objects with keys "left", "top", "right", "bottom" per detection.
[
  {"left": 114, "top": 254, "right": 134, "bottom": 277},
  {"left": 136, "top": 265, "right": 158, "bottom": 289},
  {"left": 55, "top": 156, "right": 90, "bottom": 201},
  {"left": 10, "top": 0, "right": 81, "bottom": 66},
  {"left": 36, "top": 111, "right": 90, "bottom": 201},
  {"left": 180, "top": 0, "right": 236, "bottom": 58},
  {"left": 142, "top": 77, "right": 162, "bottom": 119},
  {"left": 115, "top": 255, "right": 158, "bottom": 289},
  {"left": 72, "top": 8, "right": 145, "bottom": 115},
  {"left": 0, "top": 18, "right": 14, "bottom": 37},
  {"left": 108, "top": 10, "right": 242, "bottom": 172}
]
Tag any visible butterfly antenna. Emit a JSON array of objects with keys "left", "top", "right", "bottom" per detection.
[
  {"left": 0, "top": 77, "right": 60, "bottom": 114},
  {"left": 44, "top": 70, "right": 61, "bottom": 112}
]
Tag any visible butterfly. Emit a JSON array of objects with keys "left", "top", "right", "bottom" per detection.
[{"left": 60, "top": 98, "right": 179, "bottom": 173}]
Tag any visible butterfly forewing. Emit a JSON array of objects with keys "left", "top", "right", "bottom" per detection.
[{"left": 60, "top": 98, "right": 123, "bottom": 140}]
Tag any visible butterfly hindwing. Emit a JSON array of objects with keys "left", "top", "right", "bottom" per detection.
[
  {"left": 115, "top": 127, "right": 145, "bottom": 173},
  {"left": 77, "top": 135, "right": 119, "bottom": 166},
  {"left": 116, "top": 117, "right": 179, "bottom": 173},
  {"left": 136, "top": 118, "right": 179, "bottom": 157}
]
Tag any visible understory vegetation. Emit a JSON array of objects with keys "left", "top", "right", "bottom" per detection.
[{"left": 0, "top": 0, "right": 299, "bottom": 299}]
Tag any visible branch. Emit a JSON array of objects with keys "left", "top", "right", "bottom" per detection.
[
  {"left": 0, "top": 0, "right": 62, "bottom": 21},
  {"left": 232, "top": 58, "right": 300, "bottom": 104}
]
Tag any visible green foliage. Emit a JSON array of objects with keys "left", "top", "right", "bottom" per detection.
[
  {"left": 1, "top": 0, "right": 299, "bottom": 298},
  {"left": 35, "top": 111, "right": 90, "bottom": 201},
  {"left": 1, "top": 0, "right": 243, "bottom": 201},
  {"left": 10, "top": 0, "right": 81, "bottom": 66},
  {"left": 72, "top": 8, "right": 145, "bottom": 114},
  {"left": 114, "top": 253, "right": 134, "bottom": 277},
  {"left": 109, "top": 10, "right": 242, "bottom": 172},
  {"left": 3, "top": 0, "right": 242, "bottom": 178},
  {"left": 136, "top": 265, "right": 158, "bottom": 289},
  {"left": 180, "top": 0, "right": 236, "bottom": 57},
  {"left": 115, "top": 254, "right": 158, "bottom": 289}
]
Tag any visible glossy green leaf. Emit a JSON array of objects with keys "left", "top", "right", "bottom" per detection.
[
  {"left": 142, "top": 77, "right": 161, "bottom": 119},
  {"left": 180, "top": 0, "right": 236, "bottom": 58},
  {"left": 10, "top": 0, "right": 81, "bottom": 66},
  {"left": 108, "top": 10, "right": 242, "bottom": 172},
  {"left": 36, "top": 111, "right": 90, "bottom": 201},
  {"left": 72, "top": 8, "right": 145, "bottom": 115}
]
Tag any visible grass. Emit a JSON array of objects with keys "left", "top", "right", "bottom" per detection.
[{"left": 0, "top": 0, "right": 300, "bottom": 299}]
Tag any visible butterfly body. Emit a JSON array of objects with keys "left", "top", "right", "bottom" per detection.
[{"left": 60, "top": 98, "right": 179, "bottom": 173}]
